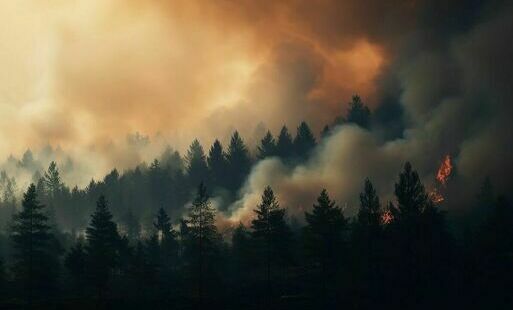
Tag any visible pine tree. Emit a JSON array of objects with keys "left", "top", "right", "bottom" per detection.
[
  {"left": 391, "top": 162, "right": 429, "bottom": 220},
  {"left": 276, "top": 126, "right": 294, "bottom": 159},
  {"left": 293, "top": 121, "right": 316, "bottom": 159},
  {"left": 346, "top": 95, "right": 371, "bottom": 128},
  {"left": 154, "top": 208, "right": 179, "bottom": 265},
  {"left": 257, "top": 131, "right": 277, "bottom": 159},
  {"left": 320, "top": 125, "right": 331, "bottom": 139},
  {"left": 251, "top": 186, "right": 291, "bottom": 297},
  {"left": 43, "top": 161, "right": 64, "bottom": 199},
  {"left": 385, "top": 162, "right": 449, "bottom": 308},
  {"left": 186, "top": 139, "right": 209, "bottom": 188},
  {"left": 154, "top": 207, "right": 172, "bottom": 239},
  {"left": 226, "top": 131, "right": 251, "bottom": 191},
  {"left": 10, "top": 184, "right": 60, "bottom": 302},
  {"left": 207, "top": 139, "right": 228, "bottom": 189},
  {"left": 353, "top": 179, "right": 384, "bottom": 304},
  {"left": 357, "top": 179, "right": 382, "bottom": 228},
  {"left": 85, "top": 195, "right": 121, "bottom": 299},
  {"left": 304, "top": 189, "right": 347, "bottom": 295},
  {"left": 185, "top": 183, "right": 220, "bottom": 300}
]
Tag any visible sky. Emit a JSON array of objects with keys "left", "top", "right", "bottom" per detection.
[
  {"left": 0, "top": 0, "right": 383, "bottom": 156},
  {"left": 1, "top": 0, "right": 512, "bottom": 212}
]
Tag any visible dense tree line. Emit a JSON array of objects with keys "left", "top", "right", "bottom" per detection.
[
  {"left": 0, "top": 162, "right": 510, "bottom": 309},
  {"left": 0, "top": 98, "right": 511, "bottom": 308}
]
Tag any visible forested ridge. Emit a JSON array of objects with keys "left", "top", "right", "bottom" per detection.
[{"left": 0, "top": 97, "right": 511, "bottom": 309}]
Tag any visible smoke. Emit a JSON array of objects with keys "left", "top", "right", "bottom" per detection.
[
  {"left": 1, "top": 0, "right": 512, "bottom": 216},
  {"left": 225, "top": 0, "right": 513, "bottom": 223}
]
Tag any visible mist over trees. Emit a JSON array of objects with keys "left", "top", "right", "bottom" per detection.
[{"left": 0, "top": 98, "right": 511, "bottom": 309}]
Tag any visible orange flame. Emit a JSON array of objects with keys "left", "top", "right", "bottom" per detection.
[
  {"left": 381, "top": 210, "right": 393, "bottom": 225},
  {"left": 429, "top": 189, "right": 444, "bottom": 204},
  {"left": 436, "top": 155, "right": 453, "bottom": 186},
  {"left": 430, "top": 155, "right": 453, "bottom": 204}
]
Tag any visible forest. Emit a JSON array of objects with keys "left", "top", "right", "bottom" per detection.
[{"left": 0, "top": 97, "right": 511, "bottom": 309}]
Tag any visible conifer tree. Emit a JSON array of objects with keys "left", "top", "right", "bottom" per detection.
[
  {"left": 357, "top": 179, "right": 382, "bottom": 229},
  {"left": 85, "top": 195, "right": 121, "bottom": 299},
  {"left": 207, "top": 139, "right": 228, "bottom": 189},
  {"left": 304, "top": 189, "right": 347, "bottom": 295},
  {"left": 186, "top": 139, "right": 209, "bottom": 188},
  {"left": 185, "top": 183, "right": 220, "bottom": 300},
  {"left": 385, "top": 162, "right": 449, "bottom": 308},
  {"left": 293, "top": 121, "right": 316, "bottom": 159},
  {"left": 251, "top": 186, "right": 291, "bottom": 297},
  {"left": 10, "top": 184, "right": 60, "bottom": 302},
  {"left": 43, "top": 161, "right": 64, "bottom": 199},
  {"left": 257, "top": 131, "right": 277, "bottom": 159},
  {"left": 353, "top": 179, "right": 384, "bottom": 304},
  {"left": 320, "top": 125, "right": 332, "bottom": 139},
  {"left": 154, "top": 208, "right": 179, "bottom": 265},
  {"left": 276, "top": 126, "right": 294, "bottom": 159},
  {"left": 346, "top": 95, "right": 371, "bottom": 129},
  {"left": 226, "top": 131, "right": 251, "bottom": 191}
]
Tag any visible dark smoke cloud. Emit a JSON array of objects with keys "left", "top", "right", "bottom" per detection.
[{"left": 227, "top": 0, "right": 513, "bottom": 222}]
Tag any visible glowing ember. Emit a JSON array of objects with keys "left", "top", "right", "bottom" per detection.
[
  {"left": 381, "top": 210, "right": 393, "bottom": 225},
  {"left": 429, "top": 189, "right": 444, "bottom": 204},
  {"left": 430, "top": 154, "right": 453, "bottom": 204},
  {"left": 436, "top": 155, "right": 453, "bottom": 186}
]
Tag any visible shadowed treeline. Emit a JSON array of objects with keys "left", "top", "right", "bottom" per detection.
[{"left": 0, "top": 98, "right": 511, "bottom": 309}]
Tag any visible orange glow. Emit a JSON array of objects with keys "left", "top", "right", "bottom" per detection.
[
  {"left": 436, "top": 155, "right": 453, "bottom": 186},
  {"left": 381, "top": 210, "right": 393, "bottom": 225},
  {"left": 430, "top": 155, "right": 453, "bottom": 204}
]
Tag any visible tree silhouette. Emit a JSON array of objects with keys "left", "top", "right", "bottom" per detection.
[
  {"left": 185, "top": 183, "right": 220, "bottom": 301},
  {"left": 85, "top": 195, "right": 121, "bottom": 301},
  {"left": 276, "top": 126, "right": 294, "bottom": 159},
  {"left": 226, "top": 131, "right": 251, "bottom": 191},
  {"left": 186, "top": 139, "right": 209, "bottom": 188},
  {"left": 257, "top": 131, "right": 277, "bottom": 159},
  {"left": 207, "top": 139, "right": 228, "bottom": 189},
  {"left": 293, "top": 121, "right": 316, "bottom": 160},
  {"left": 345, "top": 95, "right": 371, "bottom": 129},
  {"left": 353, "top": 179, "right": 384, "bottom": 306},
  {"left": 385, "top": 162, "right": 450, "bottom": 308},
  {"left": 304, "top": 189, "right": 347, "bottom": 298},
  {"left": 10, "top": 184, "right": 60, "bottom": 303},
  {"left": 251, "top": 186, "right": 291, "bottom": 299}
]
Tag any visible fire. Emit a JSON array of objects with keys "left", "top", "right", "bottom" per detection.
[
  {"left": 429, "top": 189, "right": 445, "bottom": 204},
  {"left": 381, "top": 210, "right": 393, "bottom": 225},
  {"left": 430, "top": 155, "right": 453, "bottom": 204},
  {"left": 436, "top": 155, "right": 453, "bottom": 186}
]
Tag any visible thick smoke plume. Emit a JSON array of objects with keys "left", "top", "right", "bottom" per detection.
[
  {"left": 1, "top": 0, "right": 512, "bottom": 218},
  {"left": 226, "top": 0, "right": 513, "bottom": 223}
]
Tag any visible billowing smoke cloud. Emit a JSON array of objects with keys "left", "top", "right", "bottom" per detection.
[
  {"left": 1, "top": 0, "right": 512, "bottom": 216},
  {"left": 225, "top": 0, "right": 513, "bottom": 223}
]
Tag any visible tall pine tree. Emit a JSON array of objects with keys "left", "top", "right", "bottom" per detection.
[
  {"left": 257, "top": 131, "right": 277, "bottom": 159},
  {"left": 185, "top": 183, "right": 221, "bottom": 300},
  {"left": 85, "top": 195, "right": 121, "bottom": 300},
  {"left": 276, "top": 126, "right": 294, "bottom": 159},
  {"left": 207, "top": 139, "right": 228, "bottom": 189},
  {"left": 186, "top": 139, "right": 209, "bottom": 188},
  {"left": 304, "top": 189, "right": 347, "bottom": 296},
  {"left": 226, "top": 131, "right": 251, "bottom": 191},
  {"left": 293, "top": 121, "right": 316, "bottom": 160},
  {"left": 10, "top": 184, "right": 60, "bottom": 302},
  {"left": 251, "top": 186, "right": 291, "bottom": 298}
]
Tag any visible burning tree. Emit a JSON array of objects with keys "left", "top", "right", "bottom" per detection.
[{"left": 429, "top": 155, "right": 453, "bottom": 204}]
